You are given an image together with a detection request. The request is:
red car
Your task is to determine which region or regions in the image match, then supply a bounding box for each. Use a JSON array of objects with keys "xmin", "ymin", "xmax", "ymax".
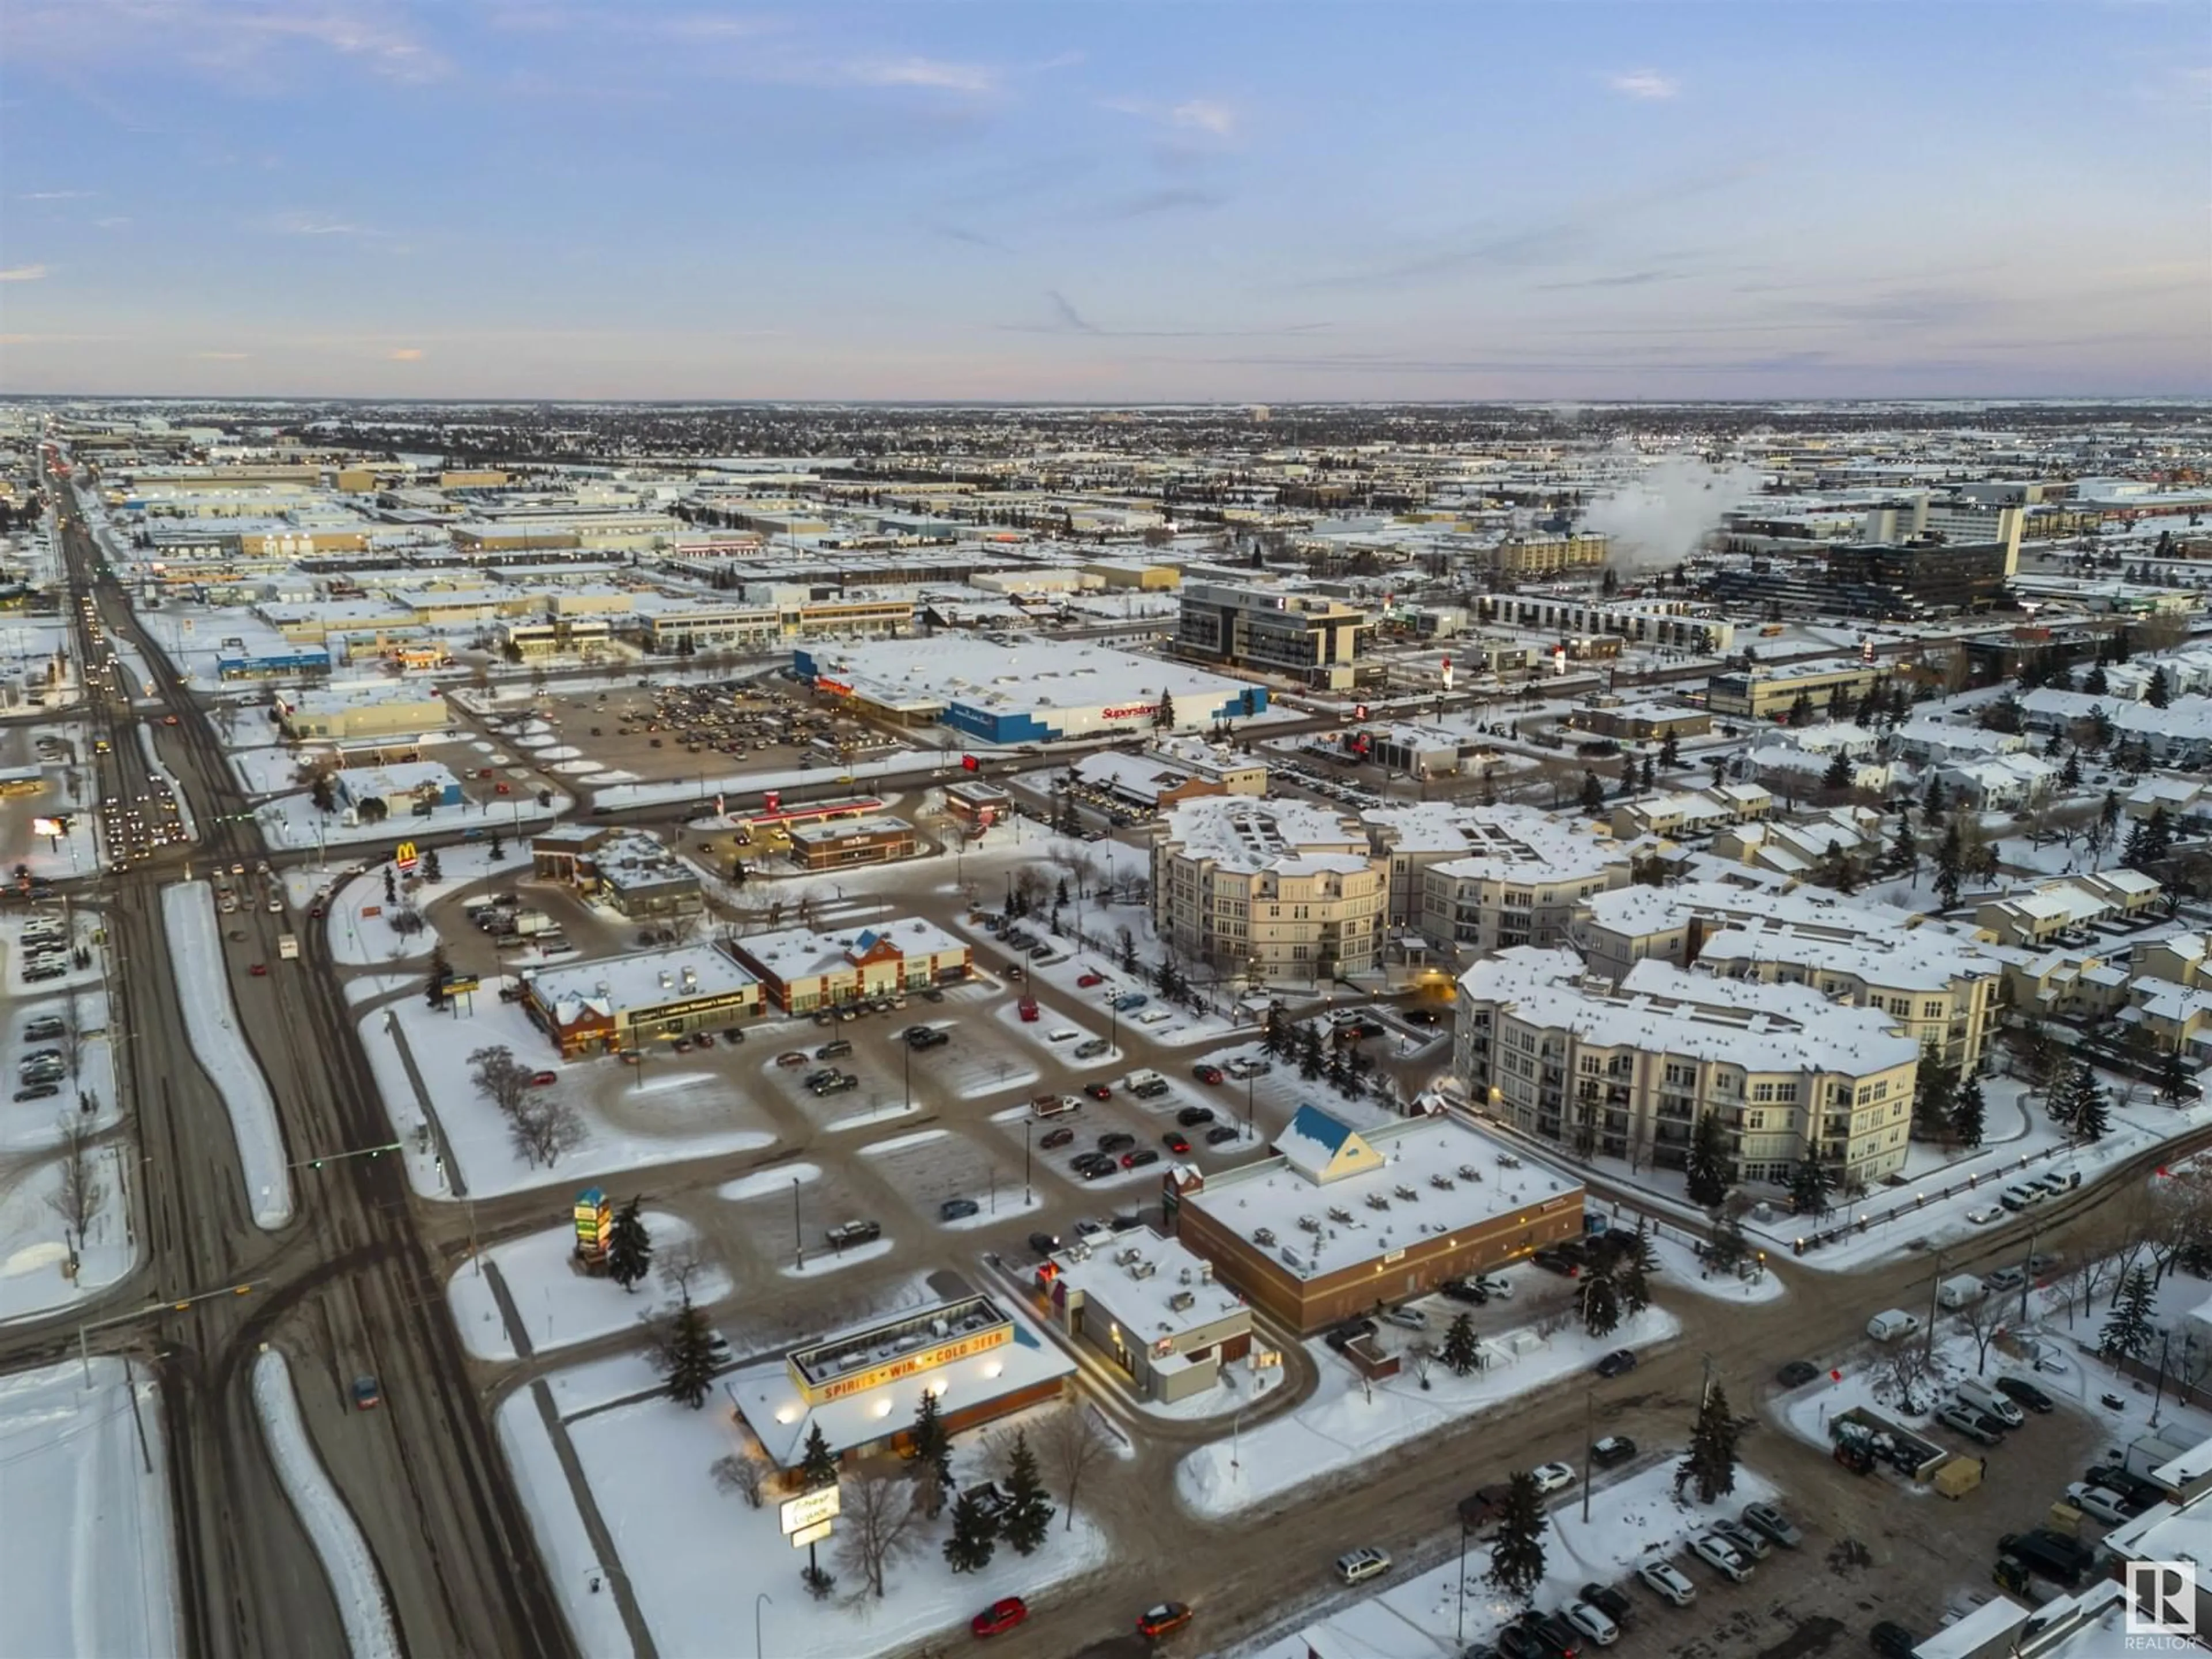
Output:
[
  {"xmin": 162, "ymin": 714, "xmax": 179, "ymax": 726},
  {"xmin": 308, "ymin": 904, "xmax": 325, "ymax": 919},
  {"xmin": 1040, "ymin": 1126, "xmax": 1075, "ymax": 1149},
  {"xmin": 972, "ymin": 1597, "xmax": 1028, "ymax": 1638},
  {"xmin": 1076, "ymin": 972, "xmax": 1104, "ymax": 988},
  {"xmin": 1138, "ymin": 1603, "xmax": 1193, "ymax": 1641},
  {"xmin": 1192, "ymin": 1064, "xmax": 1225, "ymax": 1085},
  {"xmin": 1163, "ymin": 1132, "xmax": 1190, "ymax": 1154},
  {"xmin": 531, "ymin": 1070, "xmax": 558, "ymax": 1086},
  {"xmin": 1084, "ymin": 1082, "xmax": 1112, "ymax": 1101},
  {"xmin": 495, "ymin": 782, "xmax": 512, "ymax": 794},
  {"xmin": 248, "ymin": 963, "xmax": 268, "ymax": 976}
]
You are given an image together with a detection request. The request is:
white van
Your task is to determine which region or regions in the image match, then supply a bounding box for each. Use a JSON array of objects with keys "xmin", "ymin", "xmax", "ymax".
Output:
[
  {"xmin": 1957, "ymin": 1378, "xmax": 2024, "ymax": 1427},
  {"xmin": 1866, "ymin": 1309, "xmax": 1923, "ymax": 1343}
]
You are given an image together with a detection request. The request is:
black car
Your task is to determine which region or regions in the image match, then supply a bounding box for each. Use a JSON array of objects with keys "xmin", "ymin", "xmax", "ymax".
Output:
[
  {"xmin": 1176, "ymin": 1106, "xmax": 1217, "ymax": 1127},
  {"xmin": 1577, "ymin": 1583, "xmax": 1631, "ymax": 1626},
  {"xmin": 1516, "ymin": 1609, "xmax": 1583, "ymax": 1659},
  {"xmin": 1870, "ymin": 1623, "xmax": 1918, "ymax": 1659},
  {"xmin": 1495, "ymin": 1628, "xmax": 1537, "ymax": 1659},
  {"xmin": 1097, "ymin": 1131, "xmax": 1136, "ymax": 1154},
  {"xmin": 1440, "ymin": 1279, "xmax": 1490, "ymax": 1305},
  {"xmin": 1590, "ymin": 1435, "xmax": 1637, "ymax": 1468},
  {"xmin": 1594, "ymin": 1349, "xmax": 1637, "ymax": 1379},
  {"xmin": 1027, "ymin": 1232, "xmax": 1060, "ymax": 1256},
  {"xmin": 1204, "ymin": 1124, "xmax": 1241, "ymax": 1146},
  {"xmin": 2086, "ymin": 1465, "xmax": 2171, "ymax": 1509},
  {"xmin": 1776, "ymin": 1360, "xmax": 1821, "ymax": 1388},
  {"xmin": 1325, "ymin": 1319, "xmax": 1379, "ymax": 1354},
  {"xmin": 1995, "ymin": 1376, "xmax": 2054, "ymax": 1414}
]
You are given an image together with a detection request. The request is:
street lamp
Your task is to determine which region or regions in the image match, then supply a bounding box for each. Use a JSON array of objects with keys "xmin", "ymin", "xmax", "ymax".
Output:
[
  {"xmin": 1024, "ymin": 1118, "xmax": 1033, "ymax": 1205},
  {"xmin": 755, "ymin": 1592, "xmax": 772, "ymax": 1659},
  {"xmin": 792, "ymin": 1176, "xmax": 804, "ymax": 1270}
]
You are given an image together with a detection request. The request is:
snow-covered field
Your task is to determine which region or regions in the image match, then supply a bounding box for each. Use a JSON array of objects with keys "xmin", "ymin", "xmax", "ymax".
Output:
[
  {"xmin": 290, "ymin": 840, "xmax": 526, "ymax": 967},
  {"xmin": 0, "ymin": 1356, "xmax": 179, "ymax": 1659},
  {"xmin": 255, "ymin": 783, "xmax": 569, "ymax": 853},
  {"xmin": 448, "ymin": 1211, "xmax": 731, "ymax": 1362},
  {"xmin": 160, "ymin": 882, "xmax": 294, "ymax": 1229},
  {"xmin": 1236, "ymin": 1461, "xmax": 1781, "ymax": 1659},
  {"xmin": 252, "ymin": 1350, "xmax": 402, "ymax": 1659},
  {"xmin": 0, "ymin": 1144, "xmax": 135, "ymax": 1324},
  {"xmin": 507, "ymin": 1353, "xmax": 1112, "ymax": 1659},
  {"xmin": 1178, "ymin": 1306, "xmax": 1683, "ymax": 1519},
  {"xmin": 0, "ymin": 989, "xmax": 119, "ymax": 1154},
  {"xmin": 363, "ymin": 997, "xmax": 775, "ymax": 1202}
]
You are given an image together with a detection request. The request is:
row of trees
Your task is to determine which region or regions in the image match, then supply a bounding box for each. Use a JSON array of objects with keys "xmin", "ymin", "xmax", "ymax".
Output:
[{"xmin": 467, "ymin": 1043, "xmax": 584, "ymax": 1168}]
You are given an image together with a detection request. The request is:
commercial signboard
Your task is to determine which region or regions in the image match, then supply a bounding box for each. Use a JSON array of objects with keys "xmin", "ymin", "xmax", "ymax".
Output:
[{"xmin": 780, "ymin": 1484, "xmax": 842, "ymax": 1536}]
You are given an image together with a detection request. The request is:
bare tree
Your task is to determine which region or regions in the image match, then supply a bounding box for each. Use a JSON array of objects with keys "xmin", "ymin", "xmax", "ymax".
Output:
[
  {"xmin": 510, "ymin": 1096, "xmax": 585, "ymax": 1168},
  {"xmin": 44, "ymin": 1122, "xmax": 105, "ymax": 1270},
  {"xmin": 1955, "ymin": 1294, "xmax": 2006, "ymax": 1375},
  {"xmin": 1038, "ymin": 1403, "xmax": 1112, "ymax": 1533},
  {"xmin": 469, "ymin": 1044, "xmax": 533, "ymax": 1120},
  {"xmin": 711, "ymin": 1452, "xmax": 767, "ymax": 1510},
  {"xmin": 2056, "ymin": 1251, "xmax": 2118, "ymax": 1330},
  {"xmin": 662, "ymin": 910, "xmax": 704, "ymax": 946},
  {"xmin": 61, "ymin": 992, "xmax": 85, "ymax": 1080},
  {"xmin": 658, "ymin": 1240, "xmax": 711, "ymax": 1302},
  {"xmin": 1867, "ymin": 1339, "xmax": 1932, "ymax": 1414},
  {"xmin": 2147, "ymin": 1168, "xmax": 2212, "ymax": 1284},
  {"xmin": 834, "ymin": 1465, "xmax": 924, "ymax": 1598}
]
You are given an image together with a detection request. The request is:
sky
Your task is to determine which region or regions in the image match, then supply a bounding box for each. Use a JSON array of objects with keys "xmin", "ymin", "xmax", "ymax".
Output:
[{"xmin": 1, "ymin": 0, "xmax": 2207, "ymax": 402}]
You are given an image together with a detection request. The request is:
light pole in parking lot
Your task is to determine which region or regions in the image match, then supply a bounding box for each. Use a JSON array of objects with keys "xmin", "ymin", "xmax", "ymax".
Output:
[
  {"xmin": 1023, "ymin": 1119, "xmax": 1033, "ymax": 1205},
  {"xmin": 791, "ymin": 1176, "xmax": 804, "ymax": 1270},
  {"xmin": 1455, "ymin": 1516, "xmax": 1472, "ymax": 1645},
  {"xmin": 903, "ymin": 1038, "xmax": 912, "ymax": 1112}
]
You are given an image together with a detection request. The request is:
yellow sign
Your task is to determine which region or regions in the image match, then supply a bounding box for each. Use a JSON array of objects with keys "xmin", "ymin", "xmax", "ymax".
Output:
[
  {"xmin": 816, "ymin": 1326, "xmax": 1009, "ymax": 1403},
  {"xmin": 779, "ymin": 1484, "xmax": 842, "ymax": 1535},
  {"xmin": 395, "ymin": 840, "xmax": 419, "ymax": 872},
  {"xmin": 789, "ymin": 1519, "xmax": 834, "ymax": 1549}
]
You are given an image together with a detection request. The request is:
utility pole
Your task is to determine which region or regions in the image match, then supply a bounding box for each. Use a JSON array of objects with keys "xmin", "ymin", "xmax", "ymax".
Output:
[
  {"xmin": 1582, "ymin": 1385, "xmax": 1594, "ymax": 1523},
  {"xmin": 1922, "ymin": 1251, "xmax": 1945, "ymax": 1366}
]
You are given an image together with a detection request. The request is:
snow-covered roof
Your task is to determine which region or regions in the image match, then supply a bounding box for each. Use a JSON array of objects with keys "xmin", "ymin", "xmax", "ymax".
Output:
[
  {"xmin": 736, "ymin": 916, "xmax": 964, "ymax": 980},
  {"xmin": 1181, "ymin": 1110, "xmax": 1581, "ymax": 1279},
  {"xmin": 1158, "ymin": 796, "xmax": 1372, "ymax": 877},
  {"xmin": 1366, "ymin": 804, "xmax": 1630, "ymax": 885},
  {"xmin": 527, "ymin": 945, "xmax": 757, "ymax": 1022},
  {"xmin": 1046, "ymin": 1228, "xmax": 1245, "ymax": 1342},
  {"xmin": 1695, "ymin": 916, "xmax": 1997, "ymax": 993}
]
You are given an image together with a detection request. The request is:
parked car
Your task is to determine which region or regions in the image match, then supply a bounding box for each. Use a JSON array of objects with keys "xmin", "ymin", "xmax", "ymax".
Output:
[
  {"xmin": 1870, "ymin": 1624, "xmax": 1917, "ymax": 1659},
  {"xmin": 1073, "ymin": 1039, "xmax": 1109, "ymax": 1060},
  {"xmin": 1076, "ymin": 972, "xmax": 1104, "ymax": 988},
  {"xmin": 1162, "ymin": 1132, "xmax": 1191, "ymax": 1154},
  {"xmin": 816, "ymin": 1039, "xmax": 853, "ymax": 1059},
  {"xmin": 1709, "ymin": 1517, "xmax": 1771, "ymax": 1560},
  {"xmin": 1995, "ymin": 1377, "xmax": 2054, "ymax": 1414},
  {"xmin": 1382, "ymin": 1306, "xmax": 1429, "ymax": 1330},
  {"xmin": 1690, "ymin": 1535, "xmax": 1751, "ymax": 1582},
  {"xmin": 1984, "ymin": 1266, "xmax": 2027, "ymax": 1293},
  {"xmin": 1136, "ymin": 1603, "xmax": 1192, "ymax": 1641},
  {"xmin": 1776, "ymin": 1360, "xmax": 1820, "ymax": 1388},
  {"xmin": 1637, "ymin": 1561, "xmax": 1697, "ymax": 1607},
  {"xmin": 1325, "ymin": 1319, "xmax": 1379, "ymax": 1354},
  {"xmin": 775, "ymin": 1051, "xmax": 809, "ymax": 1068},
  {"xmin": 1204, "ymin": 1124, "xmax": 1241, "ymax": 1146},
  {"xmin": 939, "ymin": 1198, "xmax": 980, "ymax": 1222},
  {"xmin": 1936, "ymin": 1405, "xmax": 2003, "ymax": 1446},
  {"xmin": 971, "ymin": 1597, "xmax": 1028, "ymax": 1638},
  {"xmin": 1441, "ymin": 1278, "xmax": 1490, "ymax": 1305},
  {"xmin": 1097, "ymin": 1131, "xmax": 1136, "ymax": 1154},
  {"xmin": 1474, "ymin": 1274, "xmax": 1513, "ymax": 1300},
  {"xmin": 1121, "ymin": 1149, "xmax": 1160, "ymax": 1171},
  {"xmin": 1532, "ymin": 1248, "xmax": 1581, "ymax": 1278},
  {"xmin": 1577, "ymin": 1584, "xmax": 1632, "ymax": 1626},
  {"xmin": 1590, "ymin": 1435, "xmax": 1637, "ymax": 1468},
  {"xmin": 1562, "ymin": 1601, "xmax": 1620, "ymax": 1648},
  {"xmin": 351, "ymin": 1374, "xmax": 382, "ymax": 1410},
  {"xmin": 1594, "ymin": 1349, "xmax": 1638, "ymax": 1379},
  {"xmin": 1529, "ymin": 1462, "xmax": 1577, "ymax": 1494},
  {"xmin": 1176, "ymin": 1105, "xmax": 1217, "ymax": 1126},
  {"xmin": 2064, "ymin": 1482, "xmax": 2141, "ymax": 1525},
  {"xmin": 1192, "ymin": 1063, "xmax": 1225, "ymax": 1085},
  {"xmin": 1040, "ymin": 1127, "xmax": 1076, "ymax": 1150},
  {"xmin": 1516, "ymin": 1610, "xmax": 1585, "ymax": 1658},
  {"xmin": 1740, "ymin": 1502, "xmax": 1803, "ymax": 1549}
]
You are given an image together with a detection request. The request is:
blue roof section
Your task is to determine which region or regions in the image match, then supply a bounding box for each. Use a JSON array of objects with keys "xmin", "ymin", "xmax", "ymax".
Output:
[
  {"xmin": 854, "ymin": 927, "xmax": 885, "ymax": 953},
  {"xmin": 1285, "ymin": 1104, "xmax": 1351, "ymax": 1153}
]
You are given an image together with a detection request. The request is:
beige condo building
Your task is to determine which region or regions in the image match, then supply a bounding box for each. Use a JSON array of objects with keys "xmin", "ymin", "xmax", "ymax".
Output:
[{"xmin": 1153, "ymin": 797, "xmax": 1388, "ymax": 985}]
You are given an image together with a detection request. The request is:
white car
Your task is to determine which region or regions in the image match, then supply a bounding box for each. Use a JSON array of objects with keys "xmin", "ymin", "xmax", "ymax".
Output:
[
  {"xmin": 1638, "ymin": 1560, "xmax": 1698, "ymax": 1607},
  {"xmin": 2065, "ymin": 1483, "xmax": 2135, "ymax": 1525},
  {"xmin": 1691, "ymin": 1533, "xmax": 1752, "ymax": 1582},
  {"xmin": 1334, "ymin": 1546, "xmax": 1392, "ymax": 1585},
  {"xmin": 1965, "ymin": 1206, "xmax": 2002, "ymax": 1225},
  {"xmin": 1563, "ymin": 1601, "xmax": 1622, "ymax": 1647},
  {"xmin": 1383, "ymin": 1306, "xmax": 1429, "ymax": 1331},
  {"xmin": 1529, "ymin": 1462, "xmax": 1577, "ymax": 1495},
  {"xmin": 1475, "ymin": 1275, "xmax": 1514, "ymax": 1300}
]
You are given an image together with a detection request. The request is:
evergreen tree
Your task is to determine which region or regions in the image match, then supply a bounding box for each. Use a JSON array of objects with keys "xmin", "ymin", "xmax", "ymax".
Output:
[
  {"xmin": 1581, "ymin": 1270, "xmax": 1622, "ymax": 1339},
  {"xmin": 383, "ymin": 866, "xmax": 397, "ymax": 906},
  {"xmin": 1261, "ymin": 1002, "xmax": 1292, "ymax": 1058},
  {"xmin": 2145, "ymin": 806, "xmax": 2175, "ymax": 864},
  {"xmin": 1639, "ymin": 753, "xmax": 1656, "ymax": 793},
  {"xmin": 997, "ymin": 1431, "xmax": 1054, "ymax": 1555},
  {"xmin": 605, "ymin": 1198, "xmax": 653, "ymax": 1291},
  {"xmin": 799, "ymin": 1423, "xmax": 839, "ymax": 1491},
  {"xmin": 2149, "ymin": 667, "xmax": 2173, "ymax": 709},
  {"xmin": 1888, "ymin": 816, "xmax": 1918, "ymax": 878},
  {"xmin": 1950, "ymin": 1077, "xmax": 1986, "ymax": 1148},
  {"xmin": 1675, "ymin": 1382, "xmax": 1744, "ymax": 1505},
  {"xmin": 2083, "ymin": 661, "xmax": 2109, "ymax": 696},
  {"xmin": 660, "ymin": 1299, "xmax": 719, "ymax": 1410},
  {"xmin": 2160, "ymin": 1049, "xmax": 2195, "ymax": 1105},
  {"xmin": 423, "ymin": 846, "xmax": 442, "ymax": 882},
  {"xmin": 1152, "ymin": 690, "xmax": 1176, "ymax": 732},
  {"xmin": 1055, "ymin": 877, "xmax": 1069, "ymax": 910},
  {"xmin": 1788, "ymin": 1153, "xmax": 1834, "ymax": 1219},
  {"xmin": 1297, "ymin": 1022, "xmax": 1326, "ymax": 1081},
  {"xmin": 1685, "ymin": 1111, "xmax": 1732, "ymax": 1209},
  {"xmin": 910, "ymin": 1388, "xmax": 954, "ymax": 1509},
  {"xmin": 1485, "ymin": 1472, "xmax": 1549, "ymax": 1605},
  {"xmin": 1613, "ymin": 1232, "xmax": 1653, "ymax": 1317},
  {"xmin": 1788, "ymin": 689, "xmax": 1816, "ymax": 727},
  {"xmin": 1442, "ymin": 1311, "xmax": 1480, "ymax": 1376},
  {"xmin": 942, "ymin": 1487, "xmax": 998, "ymax": 1573},
  {"xmin": 1914, "ymin": 1043, "xmax": 1959, "ymax": 1137},
  {"xmin": 2101, "ymin": 1267, "xmax": 2157, "ymax": 1362},
  {"xmin": 2061, "ymin": 750, "xmax": 2082, "ymax": 791},
  {"xmin": 1580, "ymin": 771, "xmax": 1605, "ymax": 816},
  {"xmin": 1924, "ymin": 775, "xmax": 1949, "ymax": 817},
  {"xmin": 426, "ymin": 942, "xmax": 450, "ymax": 1007},
  {"xmin": 1658, "ymin": 730, "xmax": 1681, "ymax": 770},
  {"xmin": 2101, "ymin": 789, "xmax": 2123, "ymax": 837},
  {"xmin": 489, "ymin": 830, "xmax": 506, "ymax": 862},
  {"xmin": 2074, "ymin": 1074, "xmax": 2111, "ymax": 1143},
  {"xmin": 1822, "ymin": 750, "xmax": 1853, "ymax": 793},
  {"xmin": 1934, "ymin": 821, "xmax": 1964, "ymax": 908}
]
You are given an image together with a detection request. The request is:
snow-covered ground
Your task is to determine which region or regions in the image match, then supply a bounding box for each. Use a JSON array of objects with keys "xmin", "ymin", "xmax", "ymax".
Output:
[
  {"xmin": 0, "ymin": 1142, "xmax": 135, "ymax": 1324},
  {"xmin": 251, "ymin": 1350, "xmax": 402, "ymax": 1659},
  {"xmin": 363, "ymin": 997, "xmax": 775, "ymax": 1202},
  {"xmin": 289, "ymin": 840, "xmax": 525, "ymax": 967},
  {"xmin": 254, "ymin": 784, "xmax": 569, "ymax": 853},
  {"xmin": 507, "ymin": 1344, "xmax": 1111, "ymax": 1659},
  {"xmin": 0, "ymin": 1356, "xmax": 178, "ymax": 1659},
  {"xmin": 0, "ymin": 988, "xmax": 119, "ymax": 1154},
  {"xmin": 448, "ymin": 1211, "xmax": 731, "ymax": 1362},
  {"xmin": 161, "ymin": 882, "xmax": 294, "ymax": 1229},
  {"xmin": 1178, "ymin": 1306, "xmax": 1683, "ymax": 1519},
  {"xmin": 1236, "ymin": 1460, "xmax": 1782, "ymax": 1659}
]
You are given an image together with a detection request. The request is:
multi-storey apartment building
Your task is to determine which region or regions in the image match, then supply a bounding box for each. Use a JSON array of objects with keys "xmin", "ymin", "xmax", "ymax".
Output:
[
  {"xmin": 1456, "ymin": 948, "xmax": 1919, "ymax": 1192},
  {"xmin": 1152, "ymin": 797, "xmax": 1388, "ymax": 984},
  {"xmin": 1358, "ymin": 804, "xmax": 1633, "ymax": 953},
  {"xmin": 1174, "ymin": 581, "xmax": 1368, "ymax": 690}
]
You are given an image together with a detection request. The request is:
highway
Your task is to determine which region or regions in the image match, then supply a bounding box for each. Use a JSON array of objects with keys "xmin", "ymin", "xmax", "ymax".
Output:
[{"xmin": 0, "ymin": 484, "xmax": 574, "ymax": 1659}]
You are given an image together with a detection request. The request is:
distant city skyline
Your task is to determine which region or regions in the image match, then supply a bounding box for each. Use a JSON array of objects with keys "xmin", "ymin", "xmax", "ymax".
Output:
[{"xmin": 3, "ymin": 0, "xmax": 2207, "ymax": 401}]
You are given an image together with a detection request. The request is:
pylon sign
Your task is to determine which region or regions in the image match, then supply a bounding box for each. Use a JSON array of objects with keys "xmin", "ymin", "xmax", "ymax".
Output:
[
  {"xmin": 395, "ymin": 840, "xmax": 419, "ymax": 874},
  {"xmin": 574, "ymin": 1187, "xmax": 612, "ymax": 1259}
]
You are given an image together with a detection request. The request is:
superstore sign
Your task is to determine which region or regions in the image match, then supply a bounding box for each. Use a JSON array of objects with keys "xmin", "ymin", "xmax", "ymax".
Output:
[{"xmin": 1101, "ymin": 704, "xmax": 1158, "ymax": 720}]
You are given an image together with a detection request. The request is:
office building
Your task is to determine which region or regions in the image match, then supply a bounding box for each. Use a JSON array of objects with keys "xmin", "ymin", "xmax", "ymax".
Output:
[{"xmin": 1175, "ymin": 581, "xmax": 1369, "ymax": 690}]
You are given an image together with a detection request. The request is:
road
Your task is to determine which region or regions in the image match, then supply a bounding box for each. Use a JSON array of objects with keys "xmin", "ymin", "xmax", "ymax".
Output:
[{"xmin": 0, "ymin": 483, "xmax": 574, "ymax": 1659}]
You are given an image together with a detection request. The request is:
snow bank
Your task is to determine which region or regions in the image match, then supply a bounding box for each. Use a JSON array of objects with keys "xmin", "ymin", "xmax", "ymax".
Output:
[
  {"xmin": 0, "ymin": 1357, "xmax": 179, "ymax": 1659},
  {"xmin": 493, "ymin": 1392, "xmax": 633, "ymax": 1659},
  {"xmin": 718, "ymin": 1162, "xmax": 820, "ymax": 1201},
  {"xmin": 252, "ymin": 1350, "xmax": 401, "ymax": 1659},
  {"xmin": 1178, "ymin": 1307, "xmax": 1683, "ymax": 1519},
  {"xmin": 160, "ymin": 884, "xmax": 293, "ymax": 1229}
]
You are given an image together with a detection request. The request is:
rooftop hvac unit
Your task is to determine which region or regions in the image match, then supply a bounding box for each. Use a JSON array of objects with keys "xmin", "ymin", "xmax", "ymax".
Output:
[
  {"xmin": 1457, "ymin": 1165, "xmax": 1482, "ymax": 1181},
  {"xmin": 1430, "ymin": 1174, "xmax": 1456, "ymax": 1190},
  {"xmin": 1129, "ymin": 1259, "xmax": 1157, "ymax": 1281},
  {"xmin": 1327, "ymin": 1206, "xmax": 1354, "ymax": 1224},
  {"xmin": 1296, "ymin": 1214, "xmax": 1323, "ymax": 1234},
  {"xmin": 1393, "ymin": 1184, "xmax": 1419, "ymax": 1202},
  {"xmin": 1178, "ymin": 1268, "xmax": 1192, "ymax": 1285},
  {"xmin": 658, "ymin": 970, "xmax": 673, "ymax": 989},
  {"xmin": 1198, "ymin": 1260, "xmax": 1214, "ymax": 1282},
  {"xmin": 931, "ymin": 1319, "xmax": 949, "ymax": 1338},
  {"xmin": 681, "ymin": 967, "xmax": 698, "ymax": 990},
  {"xmin": 1253, "ymin": 1227, "xmax": 1277, "ymax": 1247},
  {"xmin": 1168, "ymin": 1290, "xmax": 1196, "ymax": 1313},
  {"xmin": 1115, "ymin": 1247, "xmax": 1142, "ymax": 1266},
  {"xmin": 1366, "ymin": 1193, "xmax": 1391, "ymax": 1211}
]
